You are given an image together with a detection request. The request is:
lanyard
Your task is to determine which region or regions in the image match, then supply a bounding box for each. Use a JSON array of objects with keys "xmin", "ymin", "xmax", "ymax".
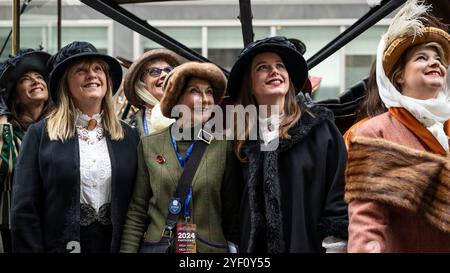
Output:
[
  {"xmin": 143, "ymin": 109, "xmax": 150, "ymax": 136},
  {"xmin": 171, "ymin": 136, "xmax": 195, "ymax": 218}
]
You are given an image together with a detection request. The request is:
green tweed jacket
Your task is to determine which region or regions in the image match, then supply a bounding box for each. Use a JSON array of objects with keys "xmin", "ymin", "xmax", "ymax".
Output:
[{"xmin": 120, "ymin": 126, "xmax": 242, "ymax": 253}]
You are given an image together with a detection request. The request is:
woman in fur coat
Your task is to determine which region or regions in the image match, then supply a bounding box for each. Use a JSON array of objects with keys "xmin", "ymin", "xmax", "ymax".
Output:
[
  {"xmin": 227, "ymin": 36, "xmax": 348, "ymax": 253},
  {"xmin": 345, "ymin": 0, "xmax": 450, "ymax": 252}
]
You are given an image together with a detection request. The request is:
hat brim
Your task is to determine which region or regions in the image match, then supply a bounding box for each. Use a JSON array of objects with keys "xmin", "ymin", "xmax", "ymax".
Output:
[
  {"xmin": 227, "ymin": 43, "xmax": 308, "ymax": 101},
  {"xmin": 383, "ymin": 27, "xmax": 450, "ymax": 77},
  {"xmin": 123, "ymin": 49, "xmax": 182, "ymax": 107},
  {"xmin": 160, "ymin": 62, "xmax": 227, "ymax": 118},
  {"xmin": 0, "ymin": 51, "xmax": 51, "ymax": 102},
  {"xmin": 49, "ymin": 52, "xmax": 123, "ymax": 102}
]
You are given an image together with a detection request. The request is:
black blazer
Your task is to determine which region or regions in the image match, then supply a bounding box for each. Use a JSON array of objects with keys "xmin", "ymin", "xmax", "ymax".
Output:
[{"xmin": 11, "ymin": 119, "xmax": 139, "ymax": 253}]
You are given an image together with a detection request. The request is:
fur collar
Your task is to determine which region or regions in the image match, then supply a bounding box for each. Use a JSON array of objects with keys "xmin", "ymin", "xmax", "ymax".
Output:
[
  {"xmin": 243, "ymin": 94, "xmax": 334, "ymax": 155},
  {"xmin": 242, "ymin": 94, "xmax": 335, "ymax": 253},
  {"xmin": 346, "ymin": 136, "xmax": 450, "ymax": 234}
]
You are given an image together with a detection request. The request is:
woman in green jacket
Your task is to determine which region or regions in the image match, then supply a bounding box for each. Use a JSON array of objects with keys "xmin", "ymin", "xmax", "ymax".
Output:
[{"xmin": 120, "ymin": 62, "xmax": 241, "ymax": 253}]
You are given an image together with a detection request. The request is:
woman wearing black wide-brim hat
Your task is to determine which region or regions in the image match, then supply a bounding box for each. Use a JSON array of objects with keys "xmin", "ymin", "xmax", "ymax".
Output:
[
  {"xmin": 11, "ymin": 41, "xmax": 139, "ymax": 253},
  {"xmin": 0, "ymin": 48, "xmax": 52, "ymax": 253},
  {"xmin": 228, "ymin": 36, "xmax": 348, "ymax": 253}
]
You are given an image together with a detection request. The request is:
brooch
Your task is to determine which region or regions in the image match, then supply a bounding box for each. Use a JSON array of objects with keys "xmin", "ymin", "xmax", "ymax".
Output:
[{"xmin": 156, "ymin": 154, "xmax": 166, "ymax": 164}]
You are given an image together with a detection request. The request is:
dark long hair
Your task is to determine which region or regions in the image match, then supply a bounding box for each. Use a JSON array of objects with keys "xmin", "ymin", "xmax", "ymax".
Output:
[
  {"xmin": 8, "ymin": 76, "xmax": 53, "ymax": 130},
  {"xmin": 356, "ymin": 60, "xmax": 386, "ymax": 121},
  {"xmin": 233, "ymin": 61, "xmax": 301, "ymax": 162}
]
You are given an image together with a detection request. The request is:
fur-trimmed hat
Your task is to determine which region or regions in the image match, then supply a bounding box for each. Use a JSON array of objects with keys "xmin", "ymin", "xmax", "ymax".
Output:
[
  {"xmin": 382, "ymin": 0, "xmax": 450, "ymax": 78},
  {"xmin": 226, "ymin": 36, "xmax": 308, "ymax": 101},
  {"xmin": 48, "ymin": 41, "xmax": 122, "ymax": 102},
  {"xmin": 160, "ymin": 62, "xmax": 227, "ymax": 118},
  {"xmin": 123, "ymin": 49, "xmax": 183, "ymax": 107},
  {"xmin": 0, "ymin": 49, "xmax": 51, "ymax": 107}
]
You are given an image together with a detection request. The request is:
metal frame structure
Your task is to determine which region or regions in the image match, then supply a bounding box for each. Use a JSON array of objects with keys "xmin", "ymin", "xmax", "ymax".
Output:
[
  {"xmin": 80, "ymin": 0, "xmax": 409, "ymax": 71},
  {"xmin": 6, "ymin": 0, "xmax": 450, "ymax": 71},
  {"xmin": 4, "ymin": 0, "xmax": 449, "ymax": 123},
  {"xmin": 80, "ymin": 0, "xmax": 229, "ymax": 75}
]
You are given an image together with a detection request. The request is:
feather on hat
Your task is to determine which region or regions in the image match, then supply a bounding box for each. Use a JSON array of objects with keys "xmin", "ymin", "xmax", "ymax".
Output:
[{"xmin": 382, "ymin": 0, "xmax": 450, "ymax": 77}]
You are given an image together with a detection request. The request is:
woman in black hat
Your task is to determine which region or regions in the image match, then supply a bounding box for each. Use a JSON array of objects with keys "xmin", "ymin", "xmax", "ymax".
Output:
[
  {"xmin": 0, "ymin": 49, "xmax": 52, "ymax": 253},
  {"xmin": 11, "ymin": 41, "xmax": 139, "ymax": 253},
  {"xmin": 228, "ymin": 36, "xmax": 348, "ymax": 253}
]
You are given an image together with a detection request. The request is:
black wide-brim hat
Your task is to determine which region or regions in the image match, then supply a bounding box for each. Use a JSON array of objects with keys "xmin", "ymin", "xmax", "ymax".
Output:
[
  {"xmin": 0, "ymin": 49, "xmax": 51, "ymax": 105},
  {"xmin": 48, "ymin": 41, "xmax": 122, "ymax": 102},
  {"xmin": 227, "ymin": 36, "xmax": 308, "ymax": 101}
]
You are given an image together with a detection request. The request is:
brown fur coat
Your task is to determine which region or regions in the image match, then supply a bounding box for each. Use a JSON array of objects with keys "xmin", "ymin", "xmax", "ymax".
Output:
[{"xmin": 346, "ymin": 136, "xmax": 450, "ymax": 234}]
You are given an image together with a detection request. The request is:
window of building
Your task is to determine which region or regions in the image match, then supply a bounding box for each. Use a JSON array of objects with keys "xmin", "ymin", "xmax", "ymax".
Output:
[
  {"xmin": 0, "ymin": 23, "xmax": 111, "ymax": 62},
  {"xmin": 57, "ymin": 26, "xmax": 109, "ymax": 54},
  {"xmin": 344, "ymin": 25, "xmax": 387, "ymax": 89},
  {"xmin": 277, "ymin": 26, "xmax": 342, "ymax": 101},
  {"xmin": 141, "ymin": 26, "xmax": 202, "ymax": 56},
  {"xmin": 207, "ymin": 26, "xmax": 270, "ymax": 70}
]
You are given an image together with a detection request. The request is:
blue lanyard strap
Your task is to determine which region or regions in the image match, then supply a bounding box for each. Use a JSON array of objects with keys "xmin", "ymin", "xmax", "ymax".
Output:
[
  {"xmin": 171, "ymin": 137, "xmax": 195, "ymax": 169},
  {"xmin": 184, "ymin": 188, "xmax": 193, "ymax": 218},
  {"xmin": 143, "ymin": 109, "xmax": 150, "ymax": 136},
  {"xmin": 171, "ymin": 136, "xmax": 195, "ymax": 218}
]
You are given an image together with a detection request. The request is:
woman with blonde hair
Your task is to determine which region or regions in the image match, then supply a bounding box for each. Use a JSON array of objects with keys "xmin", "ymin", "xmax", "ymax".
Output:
[{"xmin": 11, "ymin": 41, "xmax": 139, "ymax": 253}]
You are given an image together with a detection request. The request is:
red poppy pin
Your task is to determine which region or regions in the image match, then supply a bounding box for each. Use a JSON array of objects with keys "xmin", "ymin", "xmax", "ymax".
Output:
[{"xmin": 156, "ymin": 155, "xmax": 166, "ymax": 164}]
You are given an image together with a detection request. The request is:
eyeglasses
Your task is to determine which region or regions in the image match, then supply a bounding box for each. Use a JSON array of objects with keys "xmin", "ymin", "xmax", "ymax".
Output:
[{"xmin": 144, "ymin": 66, "xmax": 174, "ymax": 77}]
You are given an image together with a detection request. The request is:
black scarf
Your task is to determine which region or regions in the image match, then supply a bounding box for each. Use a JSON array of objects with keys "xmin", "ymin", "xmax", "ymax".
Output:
[{"xmin": 242, "ymin": 94, "xmax": 334, "ymax": 253}]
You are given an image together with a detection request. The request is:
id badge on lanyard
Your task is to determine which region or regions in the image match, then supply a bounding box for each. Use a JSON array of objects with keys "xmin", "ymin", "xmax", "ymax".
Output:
[
  {"xmin": 175, "ymin": 186, "xmax": 196, "ymax": 253},
  {"xmin": 172, "ymin": 138, "xmax": 197, "ymax": 253},
  {"xmin": 176, "ymin": 221, "xmax": 197, "ymax": 253}
]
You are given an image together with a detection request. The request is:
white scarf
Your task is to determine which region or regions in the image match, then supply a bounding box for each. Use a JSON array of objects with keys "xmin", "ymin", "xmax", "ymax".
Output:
[
  {"xmin": 135, "ymin": 82, "xmax": 174, "ymax": 133},
  {"xmin": 376, "ymin": 38, "xmax": 450, "ymax": 151},
  {"xmin": 149, "ymin": 103, "xmax": 174, "ymax": 133},
  {"xmin": 135, "ymin": 81, "xmax": 160, "ymax": 107}
]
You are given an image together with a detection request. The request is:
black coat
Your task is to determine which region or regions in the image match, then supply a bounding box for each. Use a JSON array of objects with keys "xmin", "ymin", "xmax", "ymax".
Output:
[
  {"xmin": 240, "ymin": 96, "xmax": 348, "ymax": 253},
  {"xmin": 11, "ymin": 119, "xmax": 139, "ymax": 253}
]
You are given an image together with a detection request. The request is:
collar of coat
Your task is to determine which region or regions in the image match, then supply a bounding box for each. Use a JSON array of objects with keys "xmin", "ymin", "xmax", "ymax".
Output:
[
  {"xmin": 242, "ymin": 94, "xmax": 334, "ymax": 155},
  {"xmin": 241, "ymin": 94, "xmax": 335, "ymax": 253},
  {"xmin": 346, "ymin": 136, "xmax": 450, "ymax": 234}
]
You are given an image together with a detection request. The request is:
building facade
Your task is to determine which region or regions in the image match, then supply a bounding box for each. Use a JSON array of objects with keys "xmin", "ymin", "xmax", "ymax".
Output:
[{"xmin": 0, "ymin": 0, "xmax": 395, "ymax": 100}]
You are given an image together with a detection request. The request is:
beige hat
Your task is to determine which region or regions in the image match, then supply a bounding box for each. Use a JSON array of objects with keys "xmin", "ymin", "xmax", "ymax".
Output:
[
  {"xmin": 383, "ymin": 27, "xmax": 450, "ymax": 77},
  {"xmin": 160, "ymin": 62, "xmax": 227, "ymax": 118},
  {"xmin": 382, "ymin": 0, "xmax": 450, "ymax": 78},
  {"xmin": 123, "ymin": 49, "xmax": 183, "ymax": 107}
]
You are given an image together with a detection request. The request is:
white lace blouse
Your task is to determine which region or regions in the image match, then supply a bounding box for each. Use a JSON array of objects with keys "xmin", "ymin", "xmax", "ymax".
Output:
[{"xmin": 75, "ymin": 109, "xmax": 112, "ymax": 213}]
